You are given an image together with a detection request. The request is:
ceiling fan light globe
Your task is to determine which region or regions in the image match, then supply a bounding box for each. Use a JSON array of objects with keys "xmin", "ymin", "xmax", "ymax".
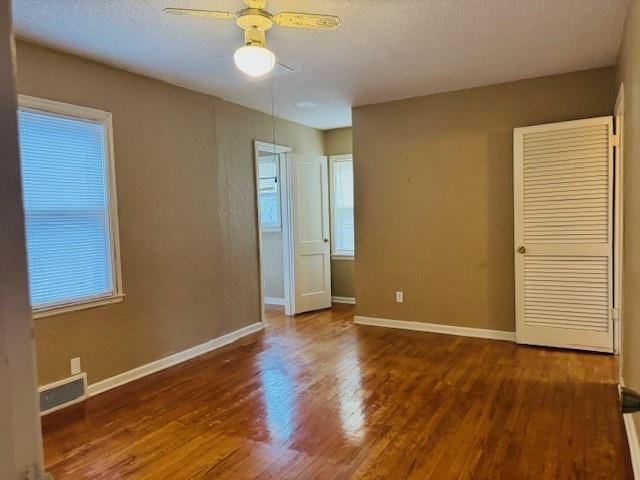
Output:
[{"xmin": 234, "ymin": 45, "xmax": 276, "ymax": 77}]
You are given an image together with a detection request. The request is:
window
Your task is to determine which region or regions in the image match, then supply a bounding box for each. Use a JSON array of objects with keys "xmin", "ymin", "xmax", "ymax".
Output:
[
  {"xmin": 17, "ymin": 96, "xmax": 122, "ymax": 317},
  {"xmin": 258, "ymin": 154, "xmax": 281, "ymax": 231},
  {"xmin": 330, "ymin": 155, "xmax": 355, "ymax": 258}
]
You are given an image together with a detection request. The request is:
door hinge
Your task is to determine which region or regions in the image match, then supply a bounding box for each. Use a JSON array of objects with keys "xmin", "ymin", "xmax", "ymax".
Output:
[
  {"xmin": 611, "ymin": 134, "xmax": 620, "ymax": 147},
  {"xmin": 611, "ymin": 307, "xmax": 620, "ymax": 322}
]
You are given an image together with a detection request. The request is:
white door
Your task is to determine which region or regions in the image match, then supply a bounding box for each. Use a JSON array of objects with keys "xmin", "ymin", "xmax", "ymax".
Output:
[
  {"xmin": 289, "ymin": 154, "xmax": 332, "ymax": 314},
  {"xmin": 514, "ymin": 116, "xmax": 614, "ymax": 352}
]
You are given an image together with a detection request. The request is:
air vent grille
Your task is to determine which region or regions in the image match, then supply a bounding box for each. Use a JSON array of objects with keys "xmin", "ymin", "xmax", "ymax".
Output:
[{"xmin": 40, "ymin": 374, "xmax": 87, "ymax": 415}]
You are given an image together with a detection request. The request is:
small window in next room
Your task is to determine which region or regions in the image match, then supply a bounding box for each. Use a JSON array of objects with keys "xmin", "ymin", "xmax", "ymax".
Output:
[
  {"xmin": 17, "ymin": 96, "xmax": 123, "ymax": 317},
  {"xmin": 330, "ymin": 155, "xmax": 355, "ymax": 258},
  {"xmin": 258, "ymin": 153, "xmax": 281, "ymax": 231}
]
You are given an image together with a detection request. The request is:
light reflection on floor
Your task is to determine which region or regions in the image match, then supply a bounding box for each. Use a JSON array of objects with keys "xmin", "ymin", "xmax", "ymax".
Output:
[
  {"xmin": 337, "ymin": 342, "xmax": 365, "ymax": 441},
  {"xmin": 260, "ymin": 307, "xmax": 366, "ymax": 444},
  {"xmin": 257, "ymin": 353, "xmax": 296, "ymax": 442}
]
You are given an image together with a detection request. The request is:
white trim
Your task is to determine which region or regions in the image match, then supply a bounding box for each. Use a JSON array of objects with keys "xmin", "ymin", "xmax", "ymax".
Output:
[
  {"xmin": 254, "ymin": 140, "xmax": 291, "ymax": 155},
  {"xmin": 32, "ymin": 294, "xmax": 124, "ymax": 319},
  {"xmin": 624, "ymin": 414, "xmax": 640, "ymax": 479},
  {"xmin": 282, "ymin": 153, "xmax": 295, "ymax": 315},
  {"xmin": 18, "ymin": 95, "xmax": 110, "ymax": 122},
  {"xmin": 39, "ymin": 373, "xmax": 87, "ymax": 416},
  {"xmin": 332, "ymin": 296, "xmax": 355, "ymax": 304},
  {"xmin": 87, "ymin": 322, "xmax": 263, "ymax": 397},
  {"xmin": 614, "ymin": 83, "xmax": 625, "ymax": 359},
  {"xmin": 18, "ymin": 95, "xmax": 124, "ymax": 318},
  {"xmin": 354, "ymin": 315, "xmax": 515, "ymax": 342},
  {"xmin": 328, "ymin": 154, "xmax": 355, "ymax": 258},
  {"xmin": 264, "ymin": 296, "xmax": 285, "ymax": 306}
]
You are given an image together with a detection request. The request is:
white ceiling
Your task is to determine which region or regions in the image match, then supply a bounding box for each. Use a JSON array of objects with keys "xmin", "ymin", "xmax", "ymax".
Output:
[{"xmin": 12, "ymin": 0, "xmax": 629, "ymax": 130}]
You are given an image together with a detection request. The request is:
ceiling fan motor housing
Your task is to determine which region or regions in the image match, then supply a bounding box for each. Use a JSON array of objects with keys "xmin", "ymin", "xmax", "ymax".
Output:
[{"xmin": 237, "ymin": 8, "xmax": 273, "ymax": 46}]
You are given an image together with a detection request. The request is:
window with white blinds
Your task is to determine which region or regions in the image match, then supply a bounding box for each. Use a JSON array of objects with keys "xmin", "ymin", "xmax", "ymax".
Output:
[
  {"xmin": 258, "ymin": 154, "xmax": 281, "ymax": 230},
  {"xmin": 17, "ymin": 97, "xmax": 122, "ymax": 314},
  {"xmin": 330, "ymin": 155, "xmax": 355, "ymax": 257}
]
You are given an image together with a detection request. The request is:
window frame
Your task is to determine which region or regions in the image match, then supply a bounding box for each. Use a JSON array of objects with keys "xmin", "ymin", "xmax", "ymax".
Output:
[
  {"xmin": 18, "ymin": 95, "xmax": 124, "ymax": 319},
  {"xmin": 329, "ymin": 154, "xmax": 355, "ymax": 259}
]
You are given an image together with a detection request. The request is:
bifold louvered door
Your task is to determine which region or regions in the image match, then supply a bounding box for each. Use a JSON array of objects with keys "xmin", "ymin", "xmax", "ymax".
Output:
[{"xmin": 514, "ymin": 116, "xmax": 614, "ymax": 352}]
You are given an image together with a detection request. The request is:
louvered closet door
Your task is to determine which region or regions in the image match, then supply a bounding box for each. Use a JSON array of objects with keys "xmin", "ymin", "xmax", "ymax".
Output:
[{"xmin": 514, "ymin": 116, "xmax": 614, "ymax": 352}]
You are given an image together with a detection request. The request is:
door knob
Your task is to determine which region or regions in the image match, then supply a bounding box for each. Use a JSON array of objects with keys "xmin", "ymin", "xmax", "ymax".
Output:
[
  {"xmin": 517, "ymin": 246, "xmax": 526, "ymax": 254},
  {"xmin": 323, "ymin": 238, "xmax": 329, "ymax": 243}
]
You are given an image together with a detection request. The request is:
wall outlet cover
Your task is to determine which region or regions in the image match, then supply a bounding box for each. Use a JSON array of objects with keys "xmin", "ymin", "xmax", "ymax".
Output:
[{"xmin": 70, "ymin": 357, "xmax": 81, "ymax": 376}]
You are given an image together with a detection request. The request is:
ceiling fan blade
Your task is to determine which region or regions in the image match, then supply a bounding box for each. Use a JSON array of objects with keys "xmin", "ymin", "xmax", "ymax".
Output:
[
  {"xmin": 277, "ymin": 61, "xmax": 296, "ymax": 72},
  {"xmin": 163, "ymin": 8, "xmax": 235, "ymax": 19},
  {"xmin": 243, "ymin": 0, "xmax": 267, "ymax": 8},
  {"xmin": 274, "ymin": 12, "xmax": 342, "ymax": 30}
]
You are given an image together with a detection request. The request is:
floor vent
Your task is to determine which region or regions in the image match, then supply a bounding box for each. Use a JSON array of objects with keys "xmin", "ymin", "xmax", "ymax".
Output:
[{"xmin": 39, "ymin": 373, "xmax": 87, "ymax": 415}]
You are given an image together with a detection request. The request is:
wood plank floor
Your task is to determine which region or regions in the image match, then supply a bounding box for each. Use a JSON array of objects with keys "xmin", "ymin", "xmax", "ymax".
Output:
[{"xmin": 42, "ymin": 304, "xmax": 633, "ymax": 479}]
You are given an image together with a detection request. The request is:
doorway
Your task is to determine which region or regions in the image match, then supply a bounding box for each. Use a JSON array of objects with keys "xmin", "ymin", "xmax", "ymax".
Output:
[
  {"xmin": 255, "ymin": 140, "xmax": 293, "ymax": 316},
  {"xmin": 254, "ymin": 140, "xmax": 333, "ymax": 319}
]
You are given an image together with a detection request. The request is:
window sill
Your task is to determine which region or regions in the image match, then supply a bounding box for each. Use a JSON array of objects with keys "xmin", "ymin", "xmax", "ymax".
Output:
[
  {"xmin": 261, "ymin": 227, "xmax": 282, "ymax": 233},
  {"xmin": 331, "ymin": 255, "xmax": 355, "ymax": 261},
  {"xmin": 32, "ymin": 294, "xmax": 125, "ymax": 319}
]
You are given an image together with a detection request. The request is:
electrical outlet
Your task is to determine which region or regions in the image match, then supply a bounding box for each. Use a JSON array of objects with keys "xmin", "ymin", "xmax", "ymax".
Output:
[
  {"xmin": 70, "ymin": 357, "xmax": 81, "ymax": 376},
  {"xmin": 396, "ymin": 291, "xmax": 404, "ymax": 303}
]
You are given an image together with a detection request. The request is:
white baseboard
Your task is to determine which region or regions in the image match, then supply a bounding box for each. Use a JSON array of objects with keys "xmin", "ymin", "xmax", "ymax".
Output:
[
  {"xmin": 353, "ymin": 315, "xmax": 515, "ymax": 342},
  {"xmin": 264, "ymin": 296, "xmax": 285, "ymax": 306},
  {"xmin": 87, "ymin": 322, "xmax": 264, "ymax": 397},
  {"xmin": 332, "ymin": 296, "xmax": 356, "ymax": 304},
  {"xmin": 624, "ymin": 414, "xmax": 640, "ymax": 479}
]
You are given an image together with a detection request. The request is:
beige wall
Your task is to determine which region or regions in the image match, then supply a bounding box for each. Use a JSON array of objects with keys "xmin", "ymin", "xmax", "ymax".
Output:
[
  {"xmin": 324, "ymin": 127, "xmax": 353, "ymax": 157},
  {"xmin": 261, "ymin": 231, "xmax": 284, "ymax": 299},
  {"xmin": 0, "ymin": 10, "xmax": 45, "ymax": 478},
  {"xmin": 617, "ymin": 0, "xmax": 640, "ymax": 434},
  {"xmin": 330, "ymin": 259, "xmax": 355, "ymax": 298},
  {"xmin": 16, "ymin": 41, "xmax": 323, "ymax": 386},
  {"xmin": 324, "ymin": 127, "xmax": 356, "ymax": 298},
  {"xmin": 353, "ymin": 68, "xmax": 616, "ymax": 331}
]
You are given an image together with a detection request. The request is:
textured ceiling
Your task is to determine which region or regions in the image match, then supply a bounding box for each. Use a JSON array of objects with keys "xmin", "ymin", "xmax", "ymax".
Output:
[{"xmin": 12, "ymin": 0, "xmax": 629, "ymax": 130}]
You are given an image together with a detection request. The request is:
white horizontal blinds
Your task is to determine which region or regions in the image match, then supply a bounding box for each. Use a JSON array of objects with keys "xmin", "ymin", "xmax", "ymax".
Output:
[
  {"xmin": 524, "ymin": 256, "xmax": 609, "ymax": 331},
  {"xmin": 523, "ymin": 123, "xmax": 610, "ymax": 244},
  {"xmin": 332, "ymin": 158, "xmax": 354, "ymax": 255},
  {"xmin": 18, "ymin": 109, "xmax": 114, "ymax": 308},
  {"xmin": 516, "ymin": 117, "xmax": 613, "ymax": 351},
  {"xmin": 258, "ymin": 155, "xmax": 280, "ymax": 228}
]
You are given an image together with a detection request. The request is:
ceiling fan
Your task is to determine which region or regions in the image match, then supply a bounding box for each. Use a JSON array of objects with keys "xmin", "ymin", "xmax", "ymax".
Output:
[{"xmin": 164, "ymin": 0, "xmax": 342, "ymax": 77}]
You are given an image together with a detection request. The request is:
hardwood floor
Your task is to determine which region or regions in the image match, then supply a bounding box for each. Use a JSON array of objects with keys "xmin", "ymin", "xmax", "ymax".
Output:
[{"xmin": 42, "ymin": 304, "xmax": 633, "ymax": 479}]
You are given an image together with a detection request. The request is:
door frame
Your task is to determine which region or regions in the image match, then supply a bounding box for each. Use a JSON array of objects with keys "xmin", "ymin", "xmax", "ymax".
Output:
[
  {"xmin": 614, "ymin": 83, "xmax": 625, "ymax": 357},
  {"xmin": 254, "ymin": 140, "xmax": 294, "ymax": 319}
]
